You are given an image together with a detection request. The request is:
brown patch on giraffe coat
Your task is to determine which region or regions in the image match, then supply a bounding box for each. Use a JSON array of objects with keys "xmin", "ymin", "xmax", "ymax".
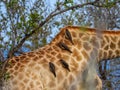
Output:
[
  {"xmin": 19, "ymin": 67, "xmax": 24, "ymax": 72},
  {"xmin": 42, "ymin": 63, "xmax": 48, "ymax": 69},
  {"xmin": 56, "ymin": 53, "xmax": 61, "ymax": 59},
  {"xmin": 18, "ymin": 73, "xmax": 24, "ymax": 80},
  {"xmin": 27, "ymin": 54, "xmax": 36, "ymax": 58},
  {"xmin": 103, "ymin": 51, "xmax": 108, "ymax": 59},
  {"xmin": 76, "ymin": 55, "xmax": 82, "ymax": 61},
  {"xmin": 19, "ymin": 55, "xmax": 27, "ymax": 60},
  {"xmin": 81, "ymin": 50, "xmax": 89, "ymax": 60},
  {"xmin": 47, "ymin": 47, "xmax": 52, "ymax": 51},
  {"xmin": 57, "ymin": 71, "xmax": 64, "ymax": 83},
  {"xmin": 73, "ymin": 39, "xmax": 78, "ymax": 45},
  {"xmin": 71, "ymin": 31, "xmax": 77, "ymax": 37},
  {"xmin": 57, "ymin": 87, "xmax": 64, "ymax": 90},
  {"xmin": 46, "ymin": 54, "xmax": 52, "ymax": 58},
  {"xmin": 51, "ymin": 51, "xmax": 57, "ymax": 56},
  {"xmin": 83, "ymin": 42, "xmax": 91, "ymax": 51},
  {"xmin": 98, "ymin": 49, "xmax": 103, "ymax": 59},
  {"xmin": 12, "ymin": 86, "xmax": 19, "ymax": 90},
  {"xmin": 35, "ymin": 51, "xmax": 41, "ymax": 55},
  {"xmin": 10, "ymin": 59, "xmax": 16, "ymax": 64},
  {"xmin": 34, "ymin": 66, "xmax": 41, "ymax": 71},
  {"xmin": 77, "ymin": 40, "xmax": 82, "ymax": 49},
  {"xmin": 104, "ymin": 45, "xmax": 109, "ymax": 50},
  {"xmin": 82, "ymin": 36, "xmax": 89, "ymax": 41},
  {"xmin": 29, "ymin": 81, "xmax": 34, "ymax": 88},
  {"xmin": 62, "ymin": 54, "xmax": 69, "ymax": 60},
  {"xmin": 13, "ymin": 71, "xmax": 18, "ymax": 76},
  {"xmin": 15, "ymin": 58, "xmax": 20, "ymax": 62},
  {"xmin": 111, "ymin": 36, "xmax": 117, "ymax": 42},
  {"xmin": 23, "ymin": 57, "xmax": 30, "ymax": 61},
  {"xmin": 48, "ymin": 81, "xmax": 56, "ymax": 88},
  {"xmin": 63, "ymin": 79, "xmax": 69, "ymax": 88},
  {"xmin": 72, "ymin": 48, "xmax": 78, "ymax": 57},
  {"xmin": 101, "ymin": 39, "xmax": 106, "ymax": 48},
  {"xmin": 38, "ymin": 58, "xmax": 47, "ymax": 64},
  {"xmin": 28, "ymin": 62, "xmax": 36, "ymax": 67},
  {"xmin": 20, "ymin": 83, "xmax": 26, "ymax": 89},
  {"xmin": 53, "ymin": 45, "xmax": 60, "ymax": 52},
  {"xmin": 9, "ymin": 69, "xmax": 14, "ymax": 73},
  {"xmin": 115, "ymin": 50, "xmax": 120, "ymax": 56},
  {"xmin": 68, "ymin": 74, "xmax": 74, "ymax": 84},
  {"xmin": 110, "ymin": 42, "xmax": 116, "ymax": 49},
  {"xmin": 32, "ymin": 75, "xmax": 38, "ymax": 80},
  {"xmin": 80, "ymin": 61, "xmax": 87, "ymax": 72},
  {"xmin": 21, "ymin": 60, "xmax": 29, "ymax": 64},
  {"xmin": 50, "ymin": 57, "xmax": 56, "ymax": 62},
  {"xmin": 14, "ymin": 65, "xmax": 19, "ymax": 70},
  {"xmin": 23, "ymin": 78, "xmax": 29, "ymax": 83},
  {"xmin": 108, "ymin": 50, "xmax": 113, "ymax": 58},
  {"xmin": 12, "ymin": 79, "xmax": 18, "ymax": 85},
  {"xmin": 38, "ymin": 55, "xmax": 43, "ymax": 59},
  {"xmin": 16, "ymin": 62, "xmax": 21, "ymax": 67},
  {"xmin": 79, "ymin": 33, "xmax": 84, "ymax": 38},
  {"xmin": 90, "ymin": 36, "xmax": 100, "ymax": 48},
  {"xmin": 36, "ymin": 81, "xmax": 41, "ymax": 86},
  {"xmin": 70, "ymin": 59, "xmax": 79, "ymax": 73},
  {"xmin": 95, "ymin": 77, "xmax": 99, "ymax": 86},
  {"xmin": 33, "ymin": 56, "xmax": 39, "ymax": 61},
  {"xmin": 104, "ymin": 35, "xmax": 109, "ymax": 42},
  {"xmin": 118, "ymin": 40, "xmax": 120, "ymax": 48},
  {"xmin": 38, "ymin": 51, "xmax": 45, "ymax": 54}
]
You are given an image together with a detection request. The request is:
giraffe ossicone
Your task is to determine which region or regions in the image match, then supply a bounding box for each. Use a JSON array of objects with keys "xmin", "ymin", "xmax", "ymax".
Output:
[{"xmin": 2, "ymin": 26, "xmax": 120, "ymax": 90}]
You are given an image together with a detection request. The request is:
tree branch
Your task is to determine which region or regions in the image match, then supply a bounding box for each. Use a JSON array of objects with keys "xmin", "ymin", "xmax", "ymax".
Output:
[
  {"xmin": 92, "ymin": 0, "xmax": 120, "ymax": 7},
  {"xmin": 8, "ymin": 1, "xmax": 99, "ymax": 58},
  {"xmin": 13, "ymin": 1, "xmax": 99, "ymax": 52}
]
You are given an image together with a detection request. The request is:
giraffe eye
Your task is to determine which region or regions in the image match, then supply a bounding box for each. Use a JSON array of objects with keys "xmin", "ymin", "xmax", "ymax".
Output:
[{"xmin": 65, "ymin": 29, "xmax": 74, "ymax": 45}]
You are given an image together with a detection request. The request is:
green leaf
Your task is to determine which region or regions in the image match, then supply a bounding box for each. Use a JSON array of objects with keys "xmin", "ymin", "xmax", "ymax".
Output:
[
  {"xmin": 0, "ymin": 44, "xmax": 3, "ymax": 48},
  {"xmin": 4, "ymin": 72, "xmax": 10, "ymax": 80},
  {"xmin": 20, "ymin": 15, "xmax": 25, "ymax": 22},
  {"xmin": 54, "ymin": 21, "xmax": 60, "ymax": 26},
  {"xmin": 42, "ymin": 38, "xmax": 47, "ymax": 45}
]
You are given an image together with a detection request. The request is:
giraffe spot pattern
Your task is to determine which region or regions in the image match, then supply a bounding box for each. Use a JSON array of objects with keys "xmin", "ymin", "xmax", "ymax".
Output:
[
  {"xmin": 2, "ymin": 26, "xmax": 120, "ymax": 90},
  {"xmin": 110, "ymin": 42, "xmax": 116, "ymax": 49},
  {"xmin": 83, "ymin": 42, "xmax": 91, "ymax": 51},
  {"xmin": 81, "ymin": 50, "xmax": 89, "ymax": 60},
  {"xmin": 104, "ymin": 45, "xmax": 109, "ymax": 50},
  {"xmin": 118, "ymin": 40, "xmax": 120, "ymax": 48}
]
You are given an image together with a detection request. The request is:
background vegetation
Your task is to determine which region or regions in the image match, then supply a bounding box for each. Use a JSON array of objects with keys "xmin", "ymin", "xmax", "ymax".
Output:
[{"xmin": 0, "ymin": 0, "xmax": 120, "ymax": 89}]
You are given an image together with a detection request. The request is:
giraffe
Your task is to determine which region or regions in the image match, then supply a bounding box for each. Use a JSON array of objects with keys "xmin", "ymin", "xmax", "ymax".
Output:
[{"xmin": 2, "ymin": 26, "xmax": 120, "ymax": 90}]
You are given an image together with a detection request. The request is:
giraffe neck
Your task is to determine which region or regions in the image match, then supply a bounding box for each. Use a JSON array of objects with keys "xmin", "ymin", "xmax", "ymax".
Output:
[
  {"xmin": 50, "ymin": 26, "xmax": 120, "ymax": 89},
  {"xmin": 52, "ymin": 26, "xmax": 120, "ymax": 63},
  {"xmin": 3, "ymin": 26, "xmax": 120, "ymax": 90},
  {"xmin": 98, "ymin": 31, "xmax": 120, "ymax": 62}
]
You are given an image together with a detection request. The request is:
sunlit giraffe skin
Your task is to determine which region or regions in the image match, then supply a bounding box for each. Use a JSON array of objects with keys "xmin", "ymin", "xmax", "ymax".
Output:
[{"xmin": 2, "ymin": 26, "xmax": 120, "ymax": 90}]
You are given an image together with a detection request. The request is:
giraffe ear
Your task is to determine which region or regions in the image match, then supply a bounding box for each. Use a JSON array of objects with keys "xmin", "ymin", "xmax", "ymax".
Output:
[{"xmin": 65, "ymin": 29, "xmax": 74, "ymax": 45}]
